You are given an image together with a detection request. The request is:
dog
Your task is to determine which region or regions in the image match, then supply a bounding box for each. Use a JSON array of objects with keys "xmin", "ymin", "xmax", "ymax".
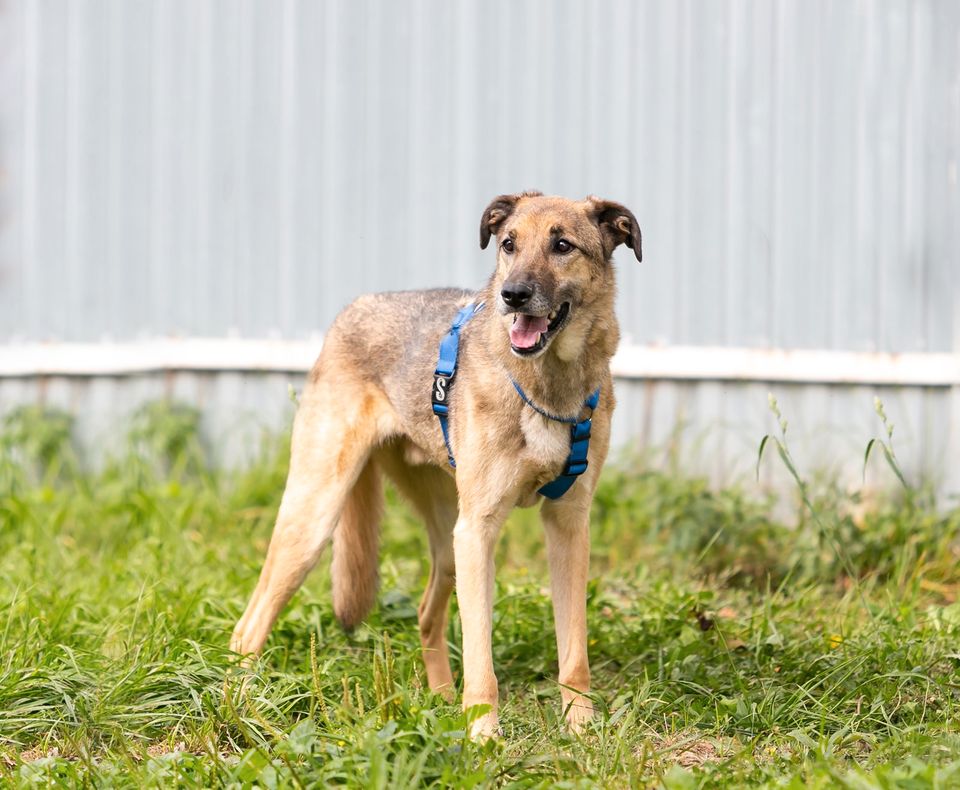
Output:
[{"xmin": 231, "ymin": 192, "xmax": 642, "ymax": 738}]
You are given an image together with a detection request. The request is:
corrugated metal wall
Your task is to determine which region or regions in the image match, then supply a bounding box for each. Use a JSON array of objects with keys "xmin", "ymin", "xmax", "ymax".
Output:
[
  {"xmin": 2, "ymin": 0, "xmax": 957, "ymax": 349},
  {"xmin": 1, "ymin": 0, "xmax": 959, "ymax": 493}
]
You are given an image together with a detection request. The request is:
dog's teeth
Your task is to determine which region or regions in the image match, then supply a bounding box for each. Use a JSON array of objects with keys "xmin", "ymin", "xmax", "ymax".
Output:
[{"xmin": 549, "ymin": 311, "xmax": 557, "ymax": 321}]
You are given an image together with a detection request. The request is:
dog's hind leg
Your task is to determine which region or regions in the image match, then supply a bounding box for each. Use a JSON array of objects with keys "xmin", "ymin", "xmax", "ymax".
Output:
[
  {"xmin": 330, "ymin": 457, "xmax": 383, "ymax": 631},
  {"xmin": 231, "ymin": 382, "xmax": 394, "ymax": 659},
  {"xmin": 378, "ymin": 445, "xmax": 459, "ymax": 699},
  {"xmin": 414, "ymin": 478, "xmax": 459, "ymax": 700}
]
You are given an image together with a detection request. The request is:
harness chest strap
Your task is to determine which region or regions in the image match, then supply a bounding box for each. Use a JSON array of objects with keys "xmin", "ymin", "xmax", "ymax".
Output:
[
  {"xmin": 431, "ymin": 302, "xmax": 600, "ymax": 500},
  {"xmin": 513, "ymin": 380, "xmax": 601, "ymax": 500}
]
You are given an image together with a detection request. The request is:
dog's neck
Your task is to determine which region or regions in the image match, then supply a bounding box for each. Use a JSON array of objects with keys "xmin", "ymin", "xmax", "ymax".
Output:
[{"xmin": 477, "ymin": 287, "xmax": 620, "ymax": 419}]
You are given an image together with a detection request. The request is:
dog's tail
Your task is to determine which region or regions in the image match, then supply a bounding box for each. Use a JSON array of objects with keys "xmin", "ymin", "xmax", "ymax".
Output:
[{"xmin": 331, "ymin": 458, "xmax": 383, "ymax": 631}]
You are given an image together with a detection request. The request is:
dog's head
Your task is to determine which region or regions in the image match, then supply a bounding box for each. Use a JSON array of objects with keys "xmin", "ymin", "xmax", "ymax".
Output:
[{"xmin": 480, "ymin": 192, "xmax": 642, "ymax": 359}]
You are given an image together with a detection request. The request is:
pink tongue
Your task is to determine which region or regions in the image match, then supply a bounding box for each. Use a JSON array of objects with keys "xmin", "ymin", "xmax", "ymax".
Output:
[{"xmin": 509, "ymin": 314, "xmax": 549, "ymax": 349}]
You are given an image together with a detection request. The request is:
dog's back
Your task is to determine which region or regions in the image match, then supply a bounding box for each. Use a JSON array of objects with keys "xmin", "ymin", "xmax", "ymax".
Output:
[{"xmin": 320, "ymin": 288, "xmax": 473, "ymax": 395}]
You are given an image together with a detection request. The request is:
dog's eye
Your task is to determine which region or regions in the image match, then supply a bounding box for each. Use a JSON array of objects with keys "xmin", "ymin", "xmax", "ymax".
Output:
[
  {"xmin": 501, "ymin": 238, "xmax": 515, "ymax": 253},
  {"xmin": 554, "ymin": 239, "xmax": 574, "ymax": 254}
]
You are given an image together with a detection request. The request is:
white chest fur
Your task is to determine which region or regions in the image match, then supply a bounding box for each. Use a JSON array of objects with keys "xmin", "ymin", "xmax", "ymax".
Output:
[{"xmin": 519, "ymin": 407, "xmax": 570, "ymax": 469}]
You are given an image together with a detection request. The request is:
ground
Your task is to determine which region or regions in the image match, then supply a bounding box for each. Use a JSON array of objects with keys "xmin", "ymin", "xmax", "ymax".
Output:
[{"xmin": 1, "ymin": 402, "xmax": 959, "ymax": 788}]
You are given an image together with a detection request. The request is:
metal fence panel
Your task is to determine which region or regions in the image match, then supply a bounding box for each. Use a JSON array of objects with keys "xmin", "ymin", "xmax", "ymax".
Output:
[{"xmin": 1, "ymin": 0, "xmax": 956, "ymax": 351}]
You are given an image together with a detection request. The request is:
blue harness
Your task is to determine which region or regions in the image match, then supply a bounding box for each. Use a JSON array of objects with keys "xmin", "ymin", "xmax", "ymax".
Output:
[{"xmin": 431, "ymin": 302, "xmax": 600, "ymax": 500}]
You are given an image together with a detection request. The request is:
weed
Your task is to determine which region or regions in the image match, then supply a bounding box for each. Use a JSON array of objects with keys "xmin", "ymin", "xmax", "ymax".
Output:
[{"xmin": 1, "ymin": 403, "xmax": 959, "ymax": 787}]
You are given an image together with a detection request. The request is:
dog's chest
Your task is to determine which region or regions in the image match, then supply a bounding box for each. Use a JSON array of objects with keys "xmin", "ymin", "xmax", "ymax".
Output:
[{"xmin": 519, "ymin": 408, "xmax": 571, "ymax": 471}]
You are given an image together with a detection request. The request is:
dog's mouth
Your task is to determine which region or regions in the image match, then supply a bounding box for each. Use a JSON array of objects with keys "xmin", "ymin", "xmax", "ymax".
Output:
[{"xmin": 509, "ymin": 302, "xmax": 571, "ymax": 356}]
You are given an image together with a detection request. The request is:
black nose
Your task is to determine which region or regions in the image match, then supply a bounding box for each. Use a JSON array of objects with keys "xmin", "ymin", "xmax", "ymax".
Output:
[{"xmin": 501, "ymin": 281, "xmax": 534, "ymax": 308}]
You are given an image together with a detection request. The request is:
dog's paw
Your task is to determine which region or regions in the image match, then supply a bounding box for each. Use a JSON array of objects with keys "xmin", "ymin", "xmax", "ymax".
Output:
[
  {"xmin": 467, "ymin": 710, "xmax": 501, "ymax": 741},
  {"xmin": 229, "ymin": 626, "xmax": 253, "ymax": 662},
  {"xmin": 563, "ymin": 694, "xmax": 595, "ymax": 734}
]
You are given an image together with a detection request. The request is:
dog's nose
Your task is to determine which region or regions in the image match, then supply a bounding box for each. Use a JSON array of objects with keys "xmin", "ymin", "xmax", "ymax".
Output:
[{"xmin": 501, "ymin": 281, "xmax": 534, "ymax": 309}]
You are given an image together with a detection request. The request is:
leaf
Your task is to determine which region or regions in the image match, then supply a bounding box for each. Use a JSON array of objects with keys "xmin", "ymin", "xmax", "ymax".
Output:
[
  {"xmin": 880, "ymin": 443, "xmax": 909, "ymax": 490},
  {"xmin": 756, "ymin": 434, "xmax": 770, "ymax": 481},
  {"xmin": 607, "ymin": 703, "xmax": 631, "ymax": 727},
  {"xmin": 788, "ymin": 729, "xmax": 818, "ymax": 751},
  {"xmin": 377, "ymin": 719, "xmax": 398, "ymax": 741},
  {"xmin": 283, "ymin": 719, "xmax": 317, "ymax": 757},
  {"xmin": 864, "ymin": 437, "xmax": 909, "ymax": 490},
  {"xmin": 661, "ymin": 764, "xmax": 697, "ymax": 790},
  {"xmin": 862, "ymin": 438, "xmax": 877, "ymax": 484}
]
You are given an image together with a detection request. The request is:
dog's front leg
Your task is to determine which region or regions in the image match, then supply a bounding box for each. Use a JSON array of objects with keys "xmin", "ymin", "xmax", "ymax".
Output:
[
  {"xmin": 541, "ymin": 495, "xmax": 594, "ymax": 733},
  {"xmin": 453, "ymin": 504, "xmax": 509, "ymax": 739}
]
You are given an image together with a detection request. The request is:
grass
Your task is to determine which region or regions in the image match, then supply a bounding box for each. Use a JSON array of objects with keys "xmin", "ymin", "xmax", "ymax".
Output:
[{"xmin": 1, "ymin": 401, "xmax": 960, "ymax": 788}]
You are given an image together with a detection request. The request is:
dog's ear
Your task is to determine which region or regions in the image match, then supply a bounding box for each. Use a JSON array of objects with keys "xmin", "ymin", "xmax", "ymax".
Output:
[
  {"xmin": 479, "ymin": 191, "xmax": 542, "ymax": 249},
  {"xmin": 589, "ymin": 198, "xmax": 642, "ymax": 262}
]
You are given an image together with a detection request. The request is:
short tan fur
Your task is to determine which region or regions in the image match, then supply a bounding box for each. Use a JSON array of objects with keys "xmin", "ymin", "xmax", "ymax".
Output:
[{"xmin": 231, "ymin": 193, "xmax": 642, "ymax": 738}]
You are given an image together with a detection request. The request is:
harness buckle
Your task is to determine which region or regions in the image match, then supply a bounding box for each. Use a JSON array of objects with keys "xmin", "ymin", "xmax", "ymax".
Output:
[
  {"xmin": 570, "ymin": 420, "xmax": 592, "ymax": 442},
  {"xmin": 432, "ymin": 373, "xmax": 452, "ymax": 410}
]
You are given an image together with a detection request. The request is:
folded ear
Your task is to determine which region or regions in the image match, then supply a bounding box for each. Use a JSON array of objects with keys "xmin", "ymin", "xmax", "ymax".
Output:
[
  {"xmin": 589, "ymin": 197, "xmax": 642, "ymax": 262},
  {"xmin": 479, "ymin": 191, "xmax": 543, "ymax": 249}
]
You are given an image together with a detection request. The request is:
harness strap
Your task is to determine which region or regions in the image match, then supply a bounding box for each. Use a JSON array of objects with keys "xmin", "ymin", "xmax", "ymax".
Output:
[
  {"xmin": 431, "ymin": 302, "xmax": 600, "ymax": 499},
  {"xmin": 431, "ymin": 302, "xmax": 485, "ymax": 467},
  {"xmin": 513, "ymin": 381, "xmax": 601, "ymax": 500},
  {"xmin": 510, "ymin": 380, "xmax": 600, "ymax": 424}
]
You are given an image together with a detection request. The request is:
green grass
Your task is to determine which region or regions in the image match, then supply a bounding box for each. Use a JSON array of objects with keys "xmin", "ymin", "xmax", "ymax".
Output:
[{"xmin": 2, "ymin": 402, "xmax": 960, "ymax": 788}]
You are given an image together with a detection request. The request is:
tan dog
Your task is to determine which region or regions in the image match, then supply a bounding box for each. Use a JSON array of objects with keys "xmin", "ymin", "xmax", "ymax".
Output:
[{"xmin": 231, "ymin": 192, "xmax": 642, "ymax": 737}]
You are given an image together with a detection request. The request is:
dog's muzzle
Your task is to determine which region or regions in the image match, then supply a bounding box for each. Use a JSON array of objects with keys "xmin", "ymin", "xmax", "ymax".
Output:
[{"xmin": 508, "ymin": 302, "xmax": 571, "ymax": 356}]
